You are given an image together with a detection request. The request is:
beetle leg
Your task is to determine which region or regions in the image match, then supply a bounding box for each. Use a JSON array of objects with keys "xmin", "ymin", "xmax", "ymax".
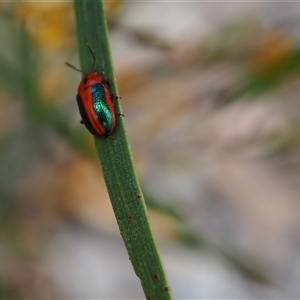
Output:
[{"xmin": 112, "ymin": 94, "xmax": 122, "ymax": 104}]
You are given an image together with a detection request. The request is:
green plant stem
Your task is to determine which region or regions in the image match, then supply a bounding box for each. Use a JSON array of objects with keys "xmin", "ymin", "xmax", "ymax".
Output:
[{"xmin": 72, "ymin": 1, "xmax": 173, "ymax": 299}]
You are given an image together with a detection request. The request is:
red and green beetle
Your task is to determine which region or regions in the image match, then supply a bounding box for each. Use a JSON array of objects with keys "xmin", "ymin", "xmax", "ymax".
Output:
[{"xmin": 66, "ymin": 45, "xmax": 118, "ymax": 137}]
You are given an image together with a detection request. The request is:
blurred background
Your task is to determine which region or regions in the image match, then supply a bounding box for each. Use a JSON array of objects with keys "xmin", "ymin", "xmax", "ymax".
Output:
[{"xmin": 1, "ymin": 0, "xmax": 300, "ymax": 298}]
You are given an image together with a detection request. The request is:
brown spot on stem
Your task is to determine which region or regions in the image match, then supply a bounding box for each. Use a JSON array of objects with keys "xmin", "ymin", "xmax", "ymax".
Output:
[{"xmin": 153, "ymin": 273, "xmax": 160, "ymax": 281}]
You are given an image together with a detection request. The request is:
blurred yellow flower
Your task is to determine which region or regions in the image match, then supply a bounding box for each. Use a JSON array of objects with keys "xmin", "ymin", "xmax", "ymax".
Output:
[
  {"xmin": 15, "ymin": 2, "xmax": 74, "ymax": 51},
  {"xmin": 104, "ymin": 0, "xmax": 122, "ymax": 19},
  {"xmin": 247, "ymin": 31, "xmax": 294, "ymax": 76},
  {"xmin": 15, "ymin": 0, "xmax": 122, "ymax": 51}
]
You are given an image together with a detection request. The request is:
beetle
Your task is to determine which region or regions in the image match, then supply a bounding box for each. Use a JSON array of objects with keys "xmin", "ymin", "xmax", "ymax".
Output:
[{"xmin": 66, "ymin": 45, "xmax": 117, "ymax": 136}]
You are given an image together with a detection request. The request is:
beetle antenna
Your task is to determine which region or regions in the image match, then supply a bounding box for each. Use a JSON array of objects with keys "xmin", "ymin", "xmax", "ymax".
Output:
[
  {"xmin": 65, "ymin": 62, "xmax": 83, "ymax": 73},
  {"xmin": 87, "ymin": 44, "xmax": 96, "ymax": 71}
]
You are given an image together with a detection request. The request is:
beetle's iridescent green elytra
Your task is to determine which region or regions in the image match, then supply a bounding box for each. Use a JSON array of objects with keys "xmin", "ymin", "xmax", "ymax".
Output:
[{"xmin": 91, "ymin": 83, "xmax": 114, "ymax": 134}]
